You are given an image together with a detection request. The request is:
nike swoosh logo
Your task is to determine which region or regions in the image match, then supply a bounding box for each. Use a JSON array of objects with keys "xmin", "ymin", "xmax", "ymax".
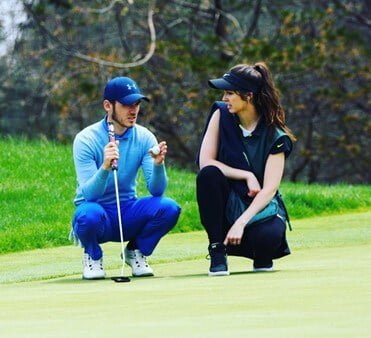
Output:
[{"xmin": 277, "ymin": 143, "xmax": 284, "ymax": 148}]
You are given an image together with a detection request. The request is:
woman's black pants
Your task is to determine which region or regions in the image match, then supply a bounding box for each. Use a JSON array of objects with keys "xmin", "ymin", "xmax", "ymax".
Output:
[{"xmin": 196, "ymin": 165, "xmax": 287, "ymax": 267}]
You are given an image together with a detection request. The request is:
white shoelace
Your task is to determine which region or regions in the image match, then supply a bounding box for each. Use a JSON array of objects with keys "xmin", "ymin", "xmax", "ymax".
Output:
[
  {"xmin": 84, "ymin": 255, "xmax": 103, "ymax": 271},
  {"xmin": 132, "ymin": 250, "xmax": 149, "ymax": 267}
]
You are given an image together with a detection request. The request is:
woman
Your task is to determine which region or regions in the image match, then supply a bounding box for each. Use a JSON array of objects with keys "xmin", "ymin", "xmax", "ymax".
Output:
[{"xmin": 196, "ymin": 62, "xmax": 295, "ymax": 276}]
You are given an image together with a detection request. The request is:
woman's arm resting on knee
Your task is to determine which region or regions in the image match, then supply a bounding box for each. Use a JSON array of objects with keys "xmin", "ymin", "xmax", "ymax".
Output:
[
  {"xmin": 224, "ymin": 152, "xmax": 285, "ymax": 246},
  {"xmin": 199, "ymin": 109, "xmax": 261, "ymax": 195}
]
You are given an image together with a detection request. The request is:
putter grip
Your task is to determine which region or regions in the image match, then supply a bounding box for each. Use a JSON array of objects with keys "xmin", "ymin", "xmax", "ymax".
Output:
[{"xmin": 108, "ymin": 122, "xmax": 118, "ymax": 170}]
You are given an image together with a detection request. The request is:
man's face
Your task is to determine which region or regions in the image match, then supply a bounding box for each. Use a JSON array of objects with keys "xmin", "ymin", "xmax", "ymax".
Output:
[{"xmin": 111, "ymin": 101, "xmax": 141, "ymax": 129}]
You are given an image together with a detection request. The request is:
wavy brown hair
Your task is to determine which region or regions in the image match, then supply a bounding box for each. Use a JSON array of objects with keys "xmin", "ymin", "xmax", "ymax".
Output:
[{"xmin": 230, "ymin": 62, "xmax": 296, "ymax": 141}]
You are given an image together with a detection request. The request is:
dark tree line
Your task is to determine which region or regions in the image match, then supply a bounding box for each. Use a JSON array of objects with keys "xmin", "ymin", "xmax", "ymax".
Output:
[{"xmin": 0, "ymin": 0, "xmax": 370, "ymax": 183}]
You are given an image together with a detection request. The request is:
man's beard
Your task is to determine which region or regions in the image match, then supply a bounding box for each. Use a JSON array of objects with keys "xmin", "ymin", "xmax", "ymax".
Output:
[{"xmin": 111, "ymin": 104, "xmax": 127, "ymax": 129}]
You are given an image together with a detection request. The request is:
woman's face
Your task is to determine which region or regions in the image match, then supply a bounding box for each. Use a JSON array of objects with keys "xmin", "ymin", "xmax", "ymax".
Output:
[{"xmin": 222, "ymin": 90, "xmax": 249, "ymax": 114}]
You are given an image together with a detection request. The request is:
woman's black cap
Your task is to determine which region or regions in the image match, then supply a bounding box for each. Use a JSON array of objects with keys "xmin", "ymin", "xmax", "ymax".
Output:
[{"xmin": 208, "ymin": 69, "xmax": 262, "ymax": 93}]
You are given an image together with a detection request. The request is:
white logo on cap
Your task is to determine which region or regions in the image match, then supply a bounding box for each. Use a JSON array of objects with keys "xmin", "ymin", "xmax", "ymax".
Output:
[{"xmin": 127, "ymin": 84, "xmax": 137, "ymax": 90}]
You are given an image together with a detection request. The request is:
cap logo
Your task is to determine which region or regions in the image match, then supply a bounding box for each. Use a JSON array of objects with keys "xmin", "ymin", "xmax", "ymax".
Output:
[
  {"xmin": 127, "ymin": 84, "xmax": 137, "ymax": 90},
  {"xmin": 220, "ymin": 72, "xmax": 261, "ymax": 93}
]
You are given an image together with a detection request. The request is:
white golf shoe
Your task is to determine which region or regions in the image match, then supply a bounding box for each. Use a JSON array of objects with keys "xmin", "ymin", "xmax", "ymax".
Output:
[
  {"xmin": 124, "ymin": 247, "xmax": 154, "ymax": 277},
  {"xmin": 82, "ymin": 253, "xmax": 106, "ymax": 280}
]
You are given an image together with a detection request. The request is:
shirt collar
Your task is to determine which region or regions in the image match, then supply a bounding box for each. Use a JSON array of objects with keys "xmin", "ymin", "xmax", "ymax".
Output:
[
  {"xmin": 235, "ymin": 115, "xmax": 264, "ymax": 137},
  {"xmin": 103, "ymin": 115, "xmax": 133, "ymax": 140}
]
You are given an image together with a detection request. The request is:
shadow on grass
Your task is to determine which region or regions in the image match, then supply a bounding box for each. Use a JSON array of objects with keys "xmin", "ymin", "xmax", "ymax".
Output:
[
  {"xmin": 44, "ymin": 277, "xmax": 112, "ymax": 284},
  {"xmin": 43, "ymin": 269, "xmax": 279, "ymax": 285},
  {"xmin": 46, "ymin": 272, "xmax": 209, "ymax": 284},
  {"xmin": 230, "ymin": 270, "xmax": 279, "ymax": 276}
]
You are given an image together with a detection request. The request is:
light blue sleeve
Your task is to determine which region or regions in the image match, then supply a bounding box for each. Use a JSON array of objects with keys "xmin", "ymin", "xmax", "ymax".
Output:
[
  {"xmin": 73, "ymin": 134, "xmax": 109, "ymax": 202},
  {"xmin": 141, "ymin": 133, "xmax": 167, "ymax": 196}
]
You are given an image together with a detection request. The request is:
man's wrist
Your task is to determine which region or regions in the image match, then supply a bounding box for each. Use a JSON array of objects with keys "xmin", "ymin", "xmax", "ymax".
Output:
[{"xmin": 102, "ymin": 164, "xmax": 110, "ymax": 171}]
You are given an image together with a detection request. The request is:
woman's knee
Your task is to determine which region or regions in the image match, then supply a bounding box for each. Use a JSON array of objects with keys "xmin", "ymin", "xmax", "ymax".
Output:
[
  {"xmin": 197, "ymin": 165, "xmax": 225, "ymax": 186},
  {"xmin": 250, "ymin": 218, "xmax": 285, "ymax": 247}
]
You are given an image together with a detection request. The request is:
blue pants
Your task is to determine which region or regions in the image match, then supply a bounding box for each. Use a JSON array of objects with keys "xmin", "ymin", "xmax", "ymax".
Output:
[{"xmin": 72, "ymin": 196, "xmax": 181, "ymax": 260}]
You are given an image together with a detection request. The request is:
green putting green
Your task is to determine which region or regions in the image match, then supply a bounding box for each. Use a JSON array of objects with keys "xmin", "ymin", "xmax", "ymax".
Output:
[{"xmin": 1, "ymin": 212, "xmax": 370, "ymax": 337}]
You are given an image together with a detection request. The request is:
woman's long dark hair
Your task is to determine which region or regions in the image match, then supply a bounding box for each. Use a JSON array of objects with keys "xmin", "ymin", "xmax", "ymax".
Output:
[{"xmin": 230, "ymin": 62, "xmax": 296, "ymax": 141}]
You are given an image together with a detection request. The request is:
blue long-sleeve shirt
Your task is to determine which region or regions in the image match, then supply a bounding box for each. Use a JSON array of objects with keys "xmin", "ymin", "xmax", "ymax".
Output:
[{"xmin": 73, "ymin": 117, "xmax": 167, "ymax": 206}]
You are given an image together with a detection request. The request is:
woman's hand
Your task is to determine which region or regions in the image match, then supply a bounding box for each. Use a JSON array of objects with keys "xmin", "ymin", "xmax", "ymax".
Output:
[
  {"xmin": 223, "ymin": 222, "xmax": 245, "ymax": 246},
  {"xmin": 246, "ymin": 172, "xmax": 261, "ymax": 197}
]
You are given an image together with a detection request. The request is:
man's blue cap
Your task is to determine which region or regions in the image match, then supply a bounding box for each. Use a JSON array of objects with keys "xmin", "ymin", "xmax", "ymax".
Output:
[{"xmin": 104, "ymin": 77, "xmax": 149, "ymax": 105}]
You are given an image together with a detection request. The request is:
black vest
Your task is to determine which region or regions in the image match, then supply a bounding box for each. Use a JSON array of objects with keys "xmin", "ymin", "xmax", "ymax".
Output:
[
  {"xmin": 197, "ymin": 101, "xmax": 292, "ymax": 257},
  {"xmin": 198, "ymin": 101, "xmax": 290, "ymax": 205}
]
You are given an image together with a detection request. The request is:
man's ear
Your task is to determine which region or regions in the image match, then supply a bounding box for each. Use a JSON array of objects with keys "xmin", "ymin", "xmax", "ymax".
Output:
[{"xmin": 103, "ymin": 99, "xmax": 113, "ymax": 113}]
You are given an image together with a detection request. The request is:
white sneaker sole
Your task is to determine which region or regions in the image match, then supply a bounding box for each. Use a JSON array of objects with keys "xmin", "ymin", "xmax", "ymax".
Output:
[
  {"xmin": 132, "ymin": 272, "xmax": 154, "ymax": 277},
  {"xmin": 82, "ymin": 275, "xmax": 106, "ymax": 280},
  {"xmin": 208, "ymin": 270, "xmax": 230, "ymax": 276},
  {"xmin": 125, "ymin": 261, "xmax": 154, "ymax": 277},
  {"xmin": 253, "ymin": 267, "xmax": 274, "ymax": 272}
]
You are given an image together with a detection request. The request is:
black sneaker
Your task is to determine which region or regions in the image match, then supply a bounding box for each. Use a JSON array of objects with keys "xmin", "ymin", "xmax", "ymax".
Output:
[
  {"xmin": 253, "ymin": 260, "xmax": 273, "ymax": 272},
  {"xmin": 208, "ymin": 243, "xmax": 229, "ymax": 276}
]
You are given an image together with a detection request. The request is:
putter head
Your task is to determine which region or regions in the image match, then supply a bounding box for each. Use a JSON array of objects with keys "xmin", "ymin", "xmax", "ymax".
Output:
[{"xmin": 111, "ymin": 276, "xmax": 131, "ymax": 283}]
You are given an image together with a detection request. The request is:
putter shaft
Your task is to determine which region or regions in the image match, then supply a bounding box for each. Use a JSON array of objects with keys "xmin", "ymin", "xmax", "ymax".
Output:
[
  {"xmin": 109, "ymin": 122, "xmax": 128, "ymax": 280},
  {"xmin": 113, "ymin": 169, "xmax": 126, "ymax": 277}
]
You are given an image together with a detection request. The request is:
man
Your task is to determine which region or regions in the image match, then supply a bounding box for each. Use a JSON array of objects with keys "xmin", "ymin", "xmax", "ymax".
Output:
[{"xmin": 70, "ymin": 76, "xmax": 181, "ymax": 279}]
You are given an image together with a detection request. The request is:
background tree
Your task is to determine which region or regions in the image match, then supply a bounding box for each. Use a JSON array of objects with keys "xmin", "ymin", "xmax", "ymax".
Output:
[{"xmin": 0, "ymin": 0, "xmax": 369, "ymax": 183}]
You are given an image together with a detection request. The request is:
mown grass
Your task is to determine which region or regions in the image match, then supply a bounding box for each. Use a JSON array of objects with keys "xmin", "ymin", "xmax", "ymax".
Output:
[
  {"xmin": 1, "ymin": 137, "xmax": 370, "ymax": 255},
  {"xmin": 1, "ymin": 213, "xmax": 371, "ymax": 337}
]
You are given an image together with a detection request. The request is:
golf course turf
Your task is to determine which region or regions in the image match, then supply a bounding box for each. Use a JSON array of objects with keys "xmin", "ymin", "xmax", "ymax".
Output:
[{"xmin": 1, "ymin": 212, "xmax": 370, "ymax": 337}]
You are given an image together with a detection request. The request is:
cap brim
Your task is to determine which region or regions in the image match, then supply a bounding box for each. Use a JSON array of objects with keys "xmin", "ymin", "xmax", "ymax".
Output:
[
  {"xmin": 118, "ymin": 94, "xmax": 150, "ymax": 105},
  {"xmin": 208, "ymin": 78, "xmax": 237, "ymax": 90}
]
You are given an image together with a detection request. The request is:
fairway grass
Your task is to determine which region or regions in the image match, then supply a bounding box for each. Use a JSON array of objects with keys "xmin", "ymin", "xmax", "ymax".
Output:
[
  {"xmin": 1, "ymin": 212, "xmax": 371, "ymax": 337},
  {"xmin": 1, "ymin": 137, "xmax": 371, "ymax": 255}
]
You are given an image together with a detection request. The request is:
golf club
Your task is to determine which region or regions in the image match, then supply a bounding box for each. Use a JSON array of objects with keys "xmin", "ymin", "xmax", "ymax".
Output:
[{"xmin": 108, "ymin": 122, "xmax": 131, "ymax": 283}]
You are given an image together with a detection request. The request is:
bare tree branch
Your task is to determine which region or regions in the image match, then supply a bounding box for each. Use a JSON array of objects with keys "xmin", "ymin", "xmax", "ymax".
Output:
[
  {"xmin": 114, "ymin": 2, "xmax": 131, "ymax": 55},
  {"xmin": 332, "ymin": 0, "xmax": 371, "ymax": 29},
  {"xmin": 69, "ymin": 6, "xmax": 156, "ymax": 68},
  {"xmin": 22, "ymin": 0, "xmax": 156, "ymax": 69},
  {"xmin": 170, "ymin": 0, "xmax": 213, "ymax": 18},
  {"xmin": 157, "ymin": 18, "xmax": 187, "ymax": 38},
  {"xmin": 22, "ymin": 1, "xmax": 69, "ymax": 48},
  {"xmin": 171, "ymin": 0, "xmax": 243, "ymax": 36},
  {"xmin": 246, "ymin": 0, "xmax": 262, "ymax": 38},
  {"xmin": 75, "ymin": 0, "xmax": 133, "ymax": 14}
]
